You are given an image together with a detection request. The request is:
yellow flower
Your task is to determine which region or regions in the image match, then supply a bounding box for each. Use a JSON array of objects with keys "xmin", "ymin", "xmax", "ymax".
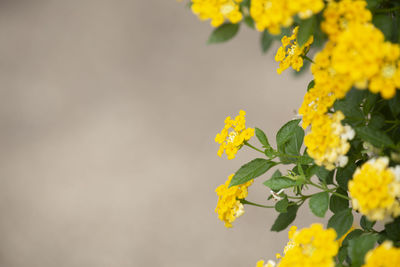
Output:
[
  {"xmin": 215, "ymin": 110, "xmax": 254, "ymax": 160},
  {"xmin": 250, "ymin": 0, "xmax": 324, "ymax": 34},
  {"xmin": 274, "ymin": 26, "xmax": 314, "ymax": 74},
  {"xmin": 304, "ymin": 111, "xmax": 355, "ymax": 170},
  {"xmin": 277, "ymin": 224, "xmax": 339, "ymax": 267},
  {"xmin": 369, "ymin": 43, "xmax": 400, "ymax": 99},
  {"xmin": 321, "ymin": 0, "xmax": 372, "ymax": 41},
  {"xmin": 330, "ymin": 22, "xmax": 400, "ymax": 99},
  {"xmin": 362, "ymin": 241, "xmax": 400, "ymax": 267},
  {"xmin": 191, "ymin": 0, "xmax": 243, "ymax": 27},
  {"xmin": 349, "ymin": 157, "xmax": 400, "ymax": 221},
  {"xmin": 299, "ymin": 42, "xmax": 352, "ymax": 129},
  {"xmin": 215, "ymin": 174, "xmax": 253, "ymax": 228}
]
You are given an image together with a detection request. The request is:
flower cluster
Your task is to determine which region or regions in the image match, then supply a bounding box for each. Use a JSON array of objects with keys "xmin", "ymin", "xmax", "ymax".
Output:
[
  {"xmin": 362, "ymin": 241, "xmax": 400, "ymax": 267},
  {"xmin": 191, "ymin": 0, "xmax": 243, "ymax": 27},
  {"xmin": 215, "ymin": 174, "xmax": 253, "ymax": 227},
  {"xmin": 304, "ymin": 111, "xmax": 355, "ymax": 170},
  {"xmin": 215, "ymin": 110, "xmax": 254, "ymax": 160},
  {"xmin": 321, "ymin": 0, "xmax": 372, "ymax": 41},
  {"xmin": 275, "ymin": 224, "xmax": 338, "ymax": 267},
  {"xmin": 274, "ymin": 27, "xmax": 313, "ymax": 74},
  {"xmin": 349, "ymin": 157, "xmax": 400, "ymax": 221},
  {"xmin": 250, "ymin": 0, "xmax": 324, "ymax": 34}
]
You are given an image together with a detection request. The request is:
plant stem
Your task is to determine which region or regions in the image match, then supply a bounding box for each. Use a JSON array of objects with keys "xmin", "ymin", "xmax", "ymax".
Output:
[
  {"xmin": 308, "ymin": 181, "xmax": 351, "ymax": 200},
  {"xmin": 244, "ymin": 142, "xmax": 264, "ymax": 154},
  {"xmin": 241, "ymin": 199, "xmax": 274, "ymax": 208},
  {"xmin": 302, "ymin": 55, "xmax": 315, "ymax": 64},
  {"xmin": 331, "ymin": 191, "xmax": 351, "ymax": 200}
]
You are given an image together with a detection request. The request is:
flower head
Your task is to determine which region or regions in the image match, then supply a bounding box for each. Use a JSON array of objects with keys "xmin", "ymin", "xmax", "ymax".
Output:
[
  {"xmin": 277, "ymin": 224, "xmax": 339, "ymax": 267},
  {"xmin": 215, "ymin": 110, "xmax": 254, "ymax": 160},
  {"xmin": 349, "ymin": 157, "xmax": 400, "ymax": 221},
  {"xmin": 215, "ymin": 174, "xmax": 253, "ymax": 228},
  {"xmin": 321, "ymin": 0, "xmax": 372, "ymax": 41},
  {"xmin": 191, "ymin": 0, "xmax": 243, "ymax": 27},
  {"xmin": 275, "ymin": 26, "xmax": 313, "ymax": 74},
  {"xmin": 362, "ymin": 241, "xmax": 400, "ymax": 267},
  {"xmin": 250, "ymin": 0, "xmax": 324, "ymax": 34},
  {"xmin": 304, "ymin": 111, "xmax": 354, "ymax": 170}
]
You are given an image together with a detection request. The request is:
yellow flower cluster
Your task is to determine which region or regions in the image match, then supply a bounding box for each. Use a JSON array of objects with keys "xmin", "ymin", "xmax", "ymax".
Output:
[
  {"xmin": 349, "ymin": 157, "xmax": 400, "ymax": 221},
  {"xmin": 276, "ymin": 224, "xmax": 338, "ymax": 267},
  {"xmin": 331, "ymin": 23, "xmax": 400, "ymax": 98},
  {"xmin": 362, "ymin": 241, "xmax": 400, "ymax": 267},
  {"xmin": 275, "ymin": 27, "xmax": 314, "ymax": 74},
  {"xmin": 321, "ymin": 0, "xmax": 372, "ymax": 41},
  {"xmin": 304, "ymin": 111, "xmax": 355, "ymax": 170},
  {"xmin": 191, "ymin": 0, "xmax": 243, "ymax": 27},
  {"xmin": 215, "ymin": 110, "xmax": 254, "ymax": 160},
  {"xmin": 250, "ymin": 0, "xmax": 324, "ymax": 34},
  {"xmin": 299, "ymin": 42, "xmax": 352, "ymax": 129},
  {"xmin": 215, "ymin": 174, "xmax": 253, "ymax": 228}
]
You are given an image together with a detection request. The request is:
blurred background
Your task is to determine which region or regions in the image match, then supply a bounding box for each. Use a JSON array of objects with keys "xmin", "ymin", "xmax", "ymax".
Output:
[{"xmin": 0, "ymin": 1, "xmax": 321, "ymax": 266}]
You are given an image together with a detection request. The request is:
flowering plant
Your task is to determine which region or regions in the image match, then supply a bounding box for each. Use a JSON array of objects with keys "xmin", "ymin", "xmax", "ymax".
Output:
[{"xmin": 185, "ymin": 0, "xmax": 400, "ymax": 266}]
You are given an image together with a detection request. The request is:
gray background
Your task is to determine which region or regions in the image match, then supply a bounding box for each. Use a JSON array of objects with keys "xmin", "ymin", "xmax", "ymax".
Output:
[{"xmin": 0, "ymin": 1, "xmax": 320, "ymax": 266}]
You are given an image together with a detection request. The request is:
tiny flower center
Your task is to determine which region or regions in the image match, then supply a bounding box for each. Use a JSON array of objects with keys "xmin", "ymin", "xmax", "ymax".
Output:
[
  {"xmin": 228, "ymin": 131, "xmax": 237, "ymax": 143},
  {"xmin": 340, "ymin": 18, "xmax": 348, "ymax": 29},
  {"xmin": 301, "ymin": 243, "xmax": 316, "ymax": 257},
  {"xmin": 382, "ymin": 64, "xmax": 396, "ymax": 79},
  {"xmin": 288, "ymin": 45, "xmax": 297, "ymax": 56},
  {"xmin": 220, "ymin": 3, "xmax": 234, "ymax": 15}
]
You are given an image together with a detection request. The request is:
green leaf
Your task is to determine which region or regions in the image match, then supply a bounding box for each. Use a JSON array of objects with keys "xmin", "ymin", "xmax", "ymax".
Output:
[
  {"xmin": 388, "ymin": 93, "xmax": 400, "ymax": 117},
  {"xmin": 355, "ymin": 126, "xmax": 394, "ymax": 148},
  {"xmin": 263, "ymin": 176, "xmax": 303, "ymax": 191},
  {"xmin": 346, "ymin": 88, "xmax": 367, "ymax": 106},
  {"xmin": 275, "ymin": 197, "xmax": 289, "ymax": 213},
  {"xmin": 298, "ymin": 154, "xmax": 314, "ymax": 164},
  {"xmin": 368, "ymin": 113, "xmax": 385, "ymax": 130},
  {"xmin": 297, "ymin": 16, "xmax": 316, "ymax": 47},
  {"xmin": 366, "ymin": 0, "xmax": 379, "ymax": 9},
  {"xmin": 334, "ymin": 100, "xmax": 364, "ymax": 121},
  {"xmin": 208, "ymin": 23, "xmax": 240, "ymax": 44},
  {"xmin": 337, "ymin": 246, "xmax": 348, "ymax": 264},
  {"xmin": 284, "ymin": 126, "xmax": 304, "ymax": 156},
  {"xmin": 373, "ymin": 14, "xmax": 393, "ymax": 41},
  {"xmin": 271, "ymin": 169, "xmax": 282, "ymax": 178},
  {"xmin": 329, "ymin": 188, "xmax": 349, "ymax": 214},
  {"xmin": 327, "ymin": 209, "xmax": 353, "ymax": 239},
  {"xmin": 276, "ymin": 119, "xmax": 301, "ymax": 147},
  {"xmin": 342, "ymin": 229, "xmax": 364, "ymax": 247},
  {"xmin": 384, "ymin": 217, "xmax": 400, "ymax": 242},
  {"xmin": 348, "ymin": 234, "xmax": 379, "ymax": 267},
  {"xmin": 305, "ymin": 165, "xmax": 319, "ymax": 179},
  {"xmin": 336, "ymin": 163, "xmax": 356, "ymax": 191},
  {"xmin": 307, "ymin": 80, "xmax": 315, "ymax": 91},
  {"xmin": 309, "ymin": 192, "xmax": 329, "ymax": 217},
  {"xmin": 230, "ymin": 158, "xmax": 276, "ymax": 187},
  {"xmin": 316, "ymin": 166, "xmax": 334, "ymax": 185},
  {"xmin": 255, "ymin": 127, "xmax": 270, "ymax": 148},
  {"xmin": 271, "ymin": 205, "xmax": 298, "ymax": 232},
  {"xmin": 243, "ymin": 16, "xmax": 255, "ymax": 29},
  {"xmin": 360, "ymin": 216, "xmax": 376, "ymax": 231},
  {"xmin": 261, "ymin": 30, "xmax": 273, "ymax": 53}
]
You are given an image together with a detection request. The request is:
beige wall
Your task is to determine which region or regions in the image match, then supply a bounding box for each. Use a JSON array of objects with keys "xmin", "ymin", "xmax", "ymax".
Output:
[{"xmin": 0, "ymin": 1, "xmax": 319, "ymax": 266}]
